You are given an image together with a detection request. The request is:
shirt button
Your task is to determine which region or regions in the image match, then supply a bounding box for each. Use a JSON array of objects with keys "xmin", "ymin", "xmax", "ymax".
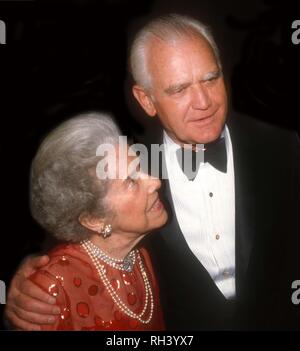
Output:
[
  {"xmin": 209, "ymin": 192, "xmax": 213, "ymax": 197},
  {"xmin": 223, "ymin": 270, "xmax": 230, "ymax": 277},
  {"xmin": 215, "ymin": 234, "xmax": 220, "ymax": 240}
]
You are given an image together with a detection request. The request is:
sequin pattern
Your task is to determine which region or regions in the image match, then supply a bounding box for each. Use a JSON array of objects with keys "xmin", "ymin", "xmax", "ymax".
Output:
[{"xmin": 29, "ymin": 243, "xmax": 165, "ymax": 331}]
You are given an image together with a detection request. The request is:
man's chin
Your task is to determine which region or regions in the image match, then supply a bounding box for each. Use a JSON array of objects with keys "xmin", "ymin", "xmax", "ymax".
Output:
[
  {"xmin": 182, "ymin": 121, "xmax": 224, "ymax": 144},
  {"xmin": 185, "ymin": 131, "xmax": 222, "ymax": 144}
]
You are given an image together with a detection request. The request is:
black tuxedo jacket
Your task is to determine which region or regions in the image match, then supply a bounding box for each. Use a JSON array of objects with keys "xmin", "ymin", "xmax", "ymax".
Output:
[{"xmin": 142, "ymin": 113, "xmax": 300, "ymax": 330}]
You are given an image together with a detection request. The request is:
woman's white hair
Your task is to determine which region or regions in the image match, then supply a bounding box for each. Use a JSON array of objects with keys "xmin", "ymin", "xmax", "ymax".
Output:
[
  {"xmin": 130, "ymin": 13, "xmax": 222, "ymax": 90},
  {"xmin": 30, "ymin": 112, "xmax": 120, "ymax": 242}
]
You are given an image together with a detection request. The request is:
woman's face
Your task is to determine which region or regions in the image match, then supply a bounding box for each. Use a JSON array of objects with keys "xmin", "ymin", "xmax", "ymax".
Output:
[{"xmin": 102, "ymin": 146, "xmax": 168, "ymax": 237}]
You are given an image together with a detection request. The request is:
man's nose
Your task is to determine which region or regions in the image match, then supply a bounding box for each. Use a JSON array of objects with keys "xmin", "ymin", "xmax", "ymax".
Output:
[{"xmin": 191, "ymin": 84, "xmax": 212, "ymax": 110}]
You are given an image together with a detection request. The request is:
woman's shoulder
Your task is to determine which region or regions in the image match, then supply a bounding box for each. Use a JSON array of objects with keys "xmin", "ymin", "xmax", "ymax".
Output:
[
  {"xmin": 47, "ymin": 242, "xmax": 86, "ymax": 258},
  {"xmin": 47, "ymin": 242, "xmax": 91, "ymax": 267},
  {"xmin": 30, "ymin": 243, "xmax": 95, "ymax": 290}
]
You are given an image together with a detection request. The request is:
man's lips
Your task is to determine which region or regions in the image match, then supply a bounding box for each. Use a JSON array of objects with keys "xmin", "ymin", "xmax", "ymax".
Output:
[
  {"xmin": 187, "ymin": 109, "xmax": 218, "ymax": 124},
  {"xmin": 188, "ymin": 113, "xmax": 215, "ymax": 123}
]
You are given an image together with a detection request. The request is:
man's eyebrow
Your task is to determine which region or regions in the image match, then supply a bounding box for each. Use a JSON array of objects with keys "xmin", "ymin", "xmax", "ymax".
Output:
[
  {"xmin": 164, "ymin": 82, "xmax": 190, "ymax": 94},
  {"xmin": 164, "ymin": 71, "xmax": 222, "ymax": 94}
]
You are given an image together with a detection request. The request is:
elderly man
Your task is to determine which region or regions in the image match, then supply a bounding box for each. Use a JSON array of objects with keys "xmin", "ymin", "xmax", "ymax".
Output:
[{"xmin": 5, "ymin": 14, "xmax": 300, "ymax": 330}]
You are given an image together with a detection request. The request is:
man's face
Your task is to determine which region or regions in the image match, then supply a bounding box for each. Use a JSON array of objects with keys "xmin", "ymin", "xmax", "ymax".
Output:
[{"xmin": 133, "ymin": 35, "xmax": 228, "ymax": 145}]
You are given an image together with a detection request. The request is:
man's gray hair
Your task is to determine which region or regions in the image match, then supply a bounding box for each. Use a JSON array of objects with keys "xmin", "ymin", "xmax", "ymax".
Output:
[
  {"xmin": 130, "ymin": 13, "xmax": 222, "ymax": 90},
  {"xmin": 30, "ymin": 112, "xmax": 120, "ymax": 242}
]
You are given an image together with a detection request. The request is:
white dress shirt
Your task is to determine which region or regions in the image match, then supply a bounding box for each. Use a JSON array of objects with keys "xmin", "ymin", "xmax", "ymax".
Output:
[{"xmin": 163, "ymin": 126, "xmax": 236, "ymax": 299}]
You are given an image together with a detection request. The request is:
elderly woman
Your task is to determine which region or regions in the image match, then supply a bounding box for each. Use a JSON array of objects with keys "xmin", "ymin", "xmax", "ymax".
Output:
[{"xmin": 27, "ymin": 112, "xmax": 167, "ymax": 330}]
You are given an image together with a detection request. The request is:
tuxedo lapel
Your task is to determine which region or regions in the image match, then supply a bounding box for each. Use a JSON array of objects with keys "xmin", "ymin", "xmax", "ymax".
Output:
[
  {"xmin": 158, "ymin": 150, "xmax": 193, "ymax": 255},
  {"xmin": 227, "ymin": 116, "xmax": 258, "ymax": 297}
]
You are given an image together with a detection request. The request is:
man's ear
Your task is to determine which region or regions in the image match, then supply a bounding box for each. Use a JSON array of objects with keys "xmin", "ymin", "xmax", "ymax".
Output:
[
  {"xmin": 79, "ymin": 212, "xmax": 103, "ymax": 233},
  {"xmin": 132, "ymin": 85, "xmax": 157, "ymax": 117}
]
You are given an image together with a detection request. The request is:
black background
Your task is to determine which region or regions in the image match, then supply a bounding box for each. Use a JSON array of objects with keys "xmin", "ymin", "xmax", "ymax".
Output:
[{"xmin": 0, "ymin": 0, "xmax": 300, "ymax": 329}]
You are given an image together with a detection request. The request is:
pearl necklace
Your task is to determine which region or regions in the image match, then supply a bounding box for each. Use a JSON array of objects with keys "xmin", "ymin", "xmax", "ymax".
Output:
[
  {"xmin": 81, "ymin": 239, "xmax": 136, "ymax": 272},
  {"xmin": 81, "ymin": 240, "xmax": 154, "ymax": 324}
]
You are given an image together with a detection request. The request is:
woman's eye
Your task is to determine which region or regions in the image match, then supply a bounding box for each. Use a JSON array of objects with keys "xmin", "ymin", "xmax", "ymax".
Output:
[{"xmin": 127, "ymin": 177, "xmax": 136, "ymax": 188}]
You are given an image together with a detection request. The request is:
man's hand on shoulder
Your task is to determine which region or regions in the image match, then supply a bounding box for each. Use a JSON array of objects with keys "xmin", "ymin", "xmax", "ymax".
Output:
[{"xmin": 5, "ymin": 255, "xmax": 61, "ymax": 330}]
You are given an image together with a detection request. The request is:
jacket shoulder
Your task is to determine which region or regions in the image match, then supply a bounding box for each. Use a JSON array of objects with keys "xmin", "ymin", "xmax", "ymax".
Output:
[{"xmin": 228, "ymin": 112, "xmax": 300, "ymax": 152}]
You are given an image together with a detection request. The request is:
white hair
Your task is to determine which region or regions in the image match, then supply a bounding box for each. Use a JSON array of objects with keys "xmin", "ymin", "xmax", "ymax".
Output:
[
  {"xmin": 130, "ymin": 13, "xmax": 222, "ymax": 90},
  {"xmin": 31, "ymin": 112, "xmax": 121, "ymax": 242}
]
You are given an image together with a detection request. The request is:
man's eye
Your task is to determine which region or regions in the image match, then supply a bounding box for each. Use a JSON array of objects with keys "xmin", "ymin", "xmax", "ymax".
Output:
[
  {"xmin": 205, "ymin": 77, "xmax": 216, "ymax": 83},
  {"xmin": 173, "ymin": 87, "xmax": 185, "ymax": 94},
  {"xmin": 206, "ymin": 73, "xmax": 220, "ymax": 83}
]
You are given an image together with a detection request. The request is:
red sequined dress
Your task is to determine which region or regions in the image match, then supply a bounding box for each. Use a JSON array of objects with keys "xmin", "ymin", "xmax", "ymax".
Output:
[{"xmin": 29, "ymin": 243, "xmax": 165, "ymax": 330}]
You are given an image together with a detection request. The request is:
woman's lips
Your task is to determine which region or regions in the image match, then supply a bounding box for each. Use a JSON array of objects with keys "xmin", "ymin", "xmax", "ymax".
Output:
[{"xmin": 149, "ymin": 198, "xmax": 164, "ymax": 212}]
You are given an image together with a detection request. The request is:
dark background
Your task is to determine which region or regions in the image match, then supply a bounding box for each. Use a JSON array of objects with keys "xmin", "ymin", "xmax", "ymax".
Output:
[{"xmin": 0, "ymin": 0, "xmax": 300, "ymax": 326}]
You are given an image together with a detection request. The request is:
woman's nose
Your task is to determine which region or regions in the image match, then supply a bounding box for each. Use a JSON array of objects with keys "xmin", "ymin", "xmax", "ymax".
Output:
[{"xmin": 144, "ymin": 174, "xmax": 161, "ymax": 193}]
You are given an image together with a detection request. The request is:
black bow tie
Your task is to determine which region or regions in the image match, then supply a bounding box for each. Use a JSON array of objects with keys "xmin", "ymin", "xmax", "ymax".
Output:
[{"xmin": 176, "ymin": 137, "xmax": 227, "ymax": 180}]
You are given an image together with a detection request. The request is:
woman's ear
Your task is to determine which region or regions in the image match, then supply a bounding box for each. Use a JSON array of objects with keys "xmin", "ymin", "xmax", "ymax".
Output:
[
  {"xmin": 132, "ymin": 85, "xmax": 157, "ymax": 117},
  {"xmin": 79, "ymin": 212, "xmax": 103, "ymax": 233}
]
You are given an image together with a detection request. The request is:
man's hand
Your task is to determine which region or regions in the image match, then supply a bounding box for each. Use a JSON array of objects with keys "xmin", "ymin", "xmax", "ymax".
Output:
[{"xmin": 5, "ymin": 255, "xmax": 61, "ymax": 331}]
